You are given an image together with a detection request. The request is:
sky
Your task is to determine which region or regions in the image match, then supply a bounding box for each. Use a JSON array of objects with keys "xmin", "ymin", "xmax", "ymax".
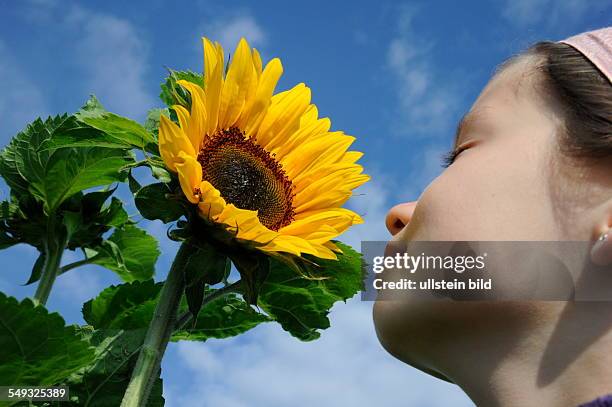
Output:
[{"xmin": 0, "ymin": 0, "xmax": 610, "ymax": 406}]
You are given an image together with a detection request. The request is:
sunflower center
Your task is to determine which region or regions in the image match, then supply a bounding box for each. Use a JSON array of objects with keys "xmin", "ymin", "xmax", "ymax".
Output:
[{"xmin": 197, "ymin": 127, "xmax": 295, "ymax": 231}]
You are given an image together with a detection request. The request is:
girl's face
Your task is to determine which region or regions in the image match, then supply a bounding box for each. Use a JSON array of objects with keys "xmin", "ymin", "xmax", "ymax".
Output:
[{"xmin": 372, "ymin": 56, "xmax": 610, "ymax": 380}]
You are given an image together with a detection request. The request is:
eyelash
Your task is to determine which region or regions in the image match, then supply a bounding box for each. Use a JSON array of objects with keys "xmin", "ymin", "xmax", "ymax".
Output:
[{"xmin": 440, "ymin": 145, "xmax": 469, "ymax": 168}]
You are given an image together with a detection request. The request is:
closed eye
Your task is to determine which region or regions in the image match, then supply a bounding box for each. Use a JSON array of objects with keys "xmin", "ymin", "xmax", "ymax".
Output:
[{"xmin": 440, "ymin": 143, "xmax": 471, "ymax": 168}]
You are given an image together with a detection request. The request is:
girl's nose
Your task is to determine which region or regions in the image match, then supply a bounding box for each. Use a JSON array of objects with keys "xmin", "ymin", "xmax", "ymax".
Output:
[{"xmin": 385, "ymin": 201, "xmax": 417, "ymax": 236}]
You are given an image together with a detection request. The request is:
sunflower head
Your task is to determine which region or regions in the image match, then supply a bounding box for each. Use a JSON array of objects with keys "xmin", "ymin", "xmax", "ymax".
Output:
[{"xmin": 159, "ymin": 37, "xmax": 369, "ymax": 261}]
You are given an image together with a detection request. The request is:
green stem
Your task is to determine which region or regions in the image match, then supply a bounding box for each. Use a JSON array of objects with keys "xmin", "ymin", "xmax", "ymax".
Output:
[
  {"xmin": 58, "ymin": 255, "xmax": 99, "ymax": 275},
  {"xmin": 33, "ymin": 228, "xmax": 66, "ymax": 306},
  {"xmin": 120, "ymin": 239, "xmax": 197, "ymax": 407}
]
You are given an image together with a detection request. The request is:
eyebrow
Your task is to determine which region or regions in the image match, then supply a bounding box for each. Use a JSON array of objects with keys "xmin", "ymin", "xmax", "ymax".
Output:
[{"xmin": 452, "ymin": 109, "xmax": 482, "ymax": 149}]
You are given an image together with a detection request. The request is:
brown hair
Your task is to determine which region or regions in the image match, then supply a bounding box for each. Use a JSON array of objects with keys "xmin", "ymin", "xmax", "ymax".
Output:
[
  {"xmin": 519, "ymin": 41, "xmax": 612, "ymax": 160},
  {"xmin": 495, "ymin": 41, "xmax": 612, "ymax": 160}
]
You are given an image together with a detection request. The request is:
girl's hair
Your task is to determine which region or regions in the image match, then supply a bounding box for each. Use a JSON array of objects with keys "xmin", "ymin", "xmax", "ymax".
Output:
[{"xmin": 513, "ymin": 42, "xmax": 612, "ymax": 160}]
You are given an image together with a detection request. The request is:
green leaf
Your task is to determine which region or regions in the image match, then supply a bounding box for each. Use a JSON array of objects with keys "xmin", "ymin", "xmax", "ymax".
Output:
[
  {"xmin": 0, "ymin": 293, "xmax": 95, "ymax": 391},
  {"xmin": 64, "ymin": 327, "xmax": 164, "ymax": 407},
  {"xmin": 82, "ymin": 280, "xmax": 161, "ymax": 330},
  {"xmin": 83, "ymin": 280, "xmax": 269, "ymax": 341},
  {"xmin": 150, "ymin": 164, "xmax": 172, "ymax": 183},
  {"xmin": 172, "ymin": 289, "xmax": 270, "ymax": 342},
  {"xmin": 45, "ymin": 96, "xmax": 159, "ymax": 155},
  {"xmin": 64, "ymin": 195, "xmax": 129, "ymax": 251},
  {"xmin": 32, "ymin": 147, "xmax": 133, "ymax": 212},
  {"xmin": 0, "ymin": 116, "xmax": 68, "ymax": 198},
  {"xmin": 134, "ymin": 183, "xmax": 185, "ymax": 223},
  {"xmin": 85, "ymin": 224, "xmax": 160, "ymax": 282},
  {"xmin": 257, "ymin": 241, "xmax": 366, "ymax": 341},
  {"xmin": 0, "ymin": 115, "xmax": 135, "ymax": 213}
]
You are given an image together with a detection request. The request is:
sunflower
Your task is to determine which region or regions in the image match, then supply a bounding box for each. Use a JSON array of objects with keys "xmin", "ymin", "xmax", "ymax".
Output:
[{"xmin": 158, "ymin": 37, "xmax": 369, "ymax": 260}]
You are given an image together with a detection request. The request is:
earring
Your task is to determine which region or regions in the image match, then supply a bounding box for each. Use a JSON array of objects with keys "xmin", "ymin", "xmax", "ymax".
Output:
[{"xmin": 591, "ymin": 229, "xmax": 611, "ymax": 266}]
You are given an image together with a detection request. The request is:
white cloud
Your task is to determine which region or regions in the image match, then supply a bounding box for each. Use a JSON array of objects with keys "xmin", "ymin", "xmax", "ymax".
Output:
[
  {"xmin": 204, "ymin": 14, "xmax": 266, "ymax": 52},
  {"xmin": 0, "ymin": 40, "xmax": 48, "ymax": 143},
  {"xmin": 67, "ymin": 6, "xmax": 155, "ymax": 120},
  {"xmin": 165, "ymin": 298, "xmax": 473, "ymax": 407},
  {"xmin": 502, "ymin": 0, "xmax": 595, "ymax": 28},
  {"xmin": 21, "ymin": 1, "xmax": 155, "ymax": 121},
  {"xmin": 386, "ymin": 7, "xmax": 458, "ymax": 137}
]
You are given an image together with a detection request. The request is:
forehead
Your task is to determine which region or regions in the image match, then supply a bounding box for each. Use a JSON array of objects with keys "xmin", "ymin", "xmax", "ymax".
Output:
[{"xmin": 474, "ymin": 56, "xmax": 540, "ymax": 109}]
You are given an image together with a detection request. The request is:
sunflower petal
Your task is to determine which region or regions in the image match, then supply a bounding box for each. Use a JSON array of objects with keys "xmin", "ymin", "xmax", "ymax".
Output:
[
  {"xmin": 240, "ymin": 58, "xmax": 283, "ymax": 137},
  {"xmin": 176, "ymin": 80, "xmax": 207, "ymax": 149},
  {"xmin": 201, "ymin": 37, "xmax": 225, "ymax": 136},
  {"xmin": 256, "ymin": 83, "xmax": 311, "ymax": 150},
  {"xmin": 175, "ymin": 152, "xmax": 202, "ymax": 204},
  {"xmin": 197, "ymin": 180, "xmax": 226, "ymax": 219},
  {"xmin": 219, "ymin": 38, "xmax": 254, "ymax": 129},
  {"xmin": 159, "ymin": 115, "xmax": 195, "ymax": 172}
]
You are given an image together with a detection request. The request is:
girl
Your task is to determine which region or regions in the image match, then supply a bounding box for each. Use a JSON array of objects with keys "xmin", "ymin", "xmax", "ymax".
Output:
[{"xmin": 373, "ymin": 27, "xmax": 612, "ymax": 407}]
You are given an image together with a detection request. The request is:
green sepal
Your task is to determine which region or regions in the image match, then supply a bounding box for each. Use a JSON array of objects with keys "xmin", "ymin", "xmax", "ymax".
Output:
[
  {"xmin": 183, "ymin": 240, "xmax": 228, "ymax": 324},
  {"xmin": 134, "ymin": 182, "xmax": 185, "ymax": 223},
  {"xmin": 128, "ymin": 171, "xmax": 142, "ymax": 194},
  {"xmin": 143, "ymin": 108, "xmax": 169, "ymax": 137},
  {"xmin": 160, "ymin": 70, "xmax": 203, "ymax": 107},
  {"xmin": 230, "ymin": 252, "xmax": 270, "ymax": 306},
  {"xmin": 24, "ymin": 252, "xmax": 46, "ymax": 286}
]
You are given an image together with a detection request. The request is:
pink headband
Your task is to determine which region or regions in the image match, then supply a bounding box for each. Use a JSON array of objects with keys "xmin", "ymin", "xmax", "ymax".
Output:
[{"xmin": 558, "ymin": 26, "xmax": 612, "ymax": 84}]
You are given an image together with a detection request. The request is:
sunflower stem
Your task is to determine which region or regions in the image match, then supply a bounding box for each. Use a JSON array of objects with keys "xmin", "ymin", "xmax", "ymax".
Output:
[
  {"xmin": 33, "ymin": 216, "xmax": 66, "ymax": 306},
  {"xmin": 57, "ymin": 256, "xmax": 98, "ymax": 275},
  {"xmin": 120, "ymin": 239, "xmax": 196, "ymax": 407}
]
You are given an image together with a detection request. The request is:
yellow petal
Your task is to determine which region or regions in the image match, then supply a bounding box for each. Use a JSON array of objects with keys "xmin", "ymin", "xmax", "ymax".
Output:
[
  {"xmin": 175, "ymin": 152, "xmax": 202, "ymax": 204},
  {"xmin": 203, "ymin": 37, "xmax": 223, "ymax": 89},
  {"xmin": 176, "ymin": 80, "xmax": 207, "ymax": 149},
  {"xmin": 172, "ymin": 104, "xmax": 191, "ymax": 135},
  {"xmin": 280, "ymin": 208, "xmax": 362, "ymax": 241},
  {"xmin": 282, "ymin": 132, "xmax": 355, "ymax": 178},
  {"xmin": 273, "ymin": 116, "xmax": 331, "ymax": 161},
  {"xmin": 205, "ymin": 55, "xmax": 224, "ymax": 136},
  {"xmin": 197, "ymin": 180, "xmax": 226, "ymax": 219},
  {"xmin": 256, "ymin": 83, "xmax": 311, "ymax": 150},
  {"xmin": 219, "ymin": 38, "xmax": 254, "ymax": 129},
  {"xmin": 252, "ymin": 48, "xmax": 263, "ymax": 78},
  {"xmin": 158, "ymin": 115, "xmax": 195, "ymax": 172},
  {"xmin": 240, "ymin": 58, "xmax": 283, "ymax": 136}
]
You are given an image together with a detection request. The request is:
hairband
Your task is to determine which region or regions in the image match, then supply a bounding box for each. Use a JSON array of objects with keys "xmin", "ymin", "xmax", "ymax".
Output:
[{"xmin": 558, "ymin": 26, "xmax": 612, "ymax": 84}]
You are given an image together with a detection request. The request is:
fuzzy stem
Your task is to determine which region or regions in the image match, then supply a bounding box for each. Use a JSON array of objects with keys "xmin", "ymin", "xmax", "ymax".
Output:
[
  {"xmin": 58, "ymin": 255, "xmax": 100, "ymax": 275},
  {"xmin": 120, "ymin": 239, "xmax": 195, "ymax": 407},
  {"xmin": 33, "ymin": 219, "xmax": 66, "ymax": 306}
]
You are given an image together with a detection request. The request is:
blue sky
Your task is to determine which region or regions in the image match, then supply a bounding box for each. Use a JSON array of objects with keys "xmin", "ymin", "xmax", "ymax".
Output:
[{"xmin": 0, "ymin": 0, "xmax": 610, "ymax": 405}]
